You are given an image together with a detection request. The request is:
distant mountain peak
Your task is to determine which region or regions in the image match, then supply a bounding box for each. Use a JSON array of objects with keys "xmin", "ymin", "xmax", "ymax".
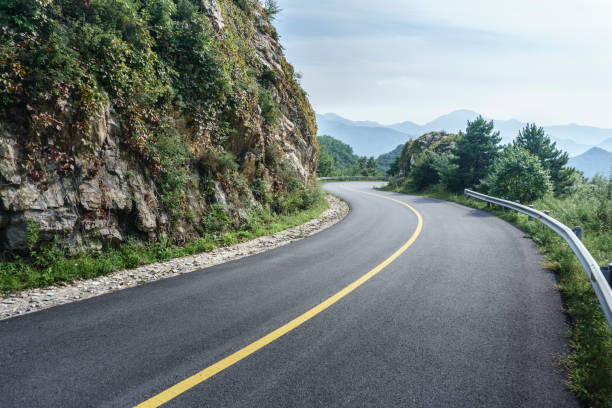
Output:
[
  {"xmin": 317, "ymin": 110, "xmax": 612, "ymax": 158},
  {"xmin": 567, "ymin": 147, "xmax": 612, "ymax": 178},
  {"xmin": 317, "ymin": 112, "xmax": 383, "ymax": 129},
  {"xmin": 447, "ymin": 109, "xmax": 480, "ymax": 115}
]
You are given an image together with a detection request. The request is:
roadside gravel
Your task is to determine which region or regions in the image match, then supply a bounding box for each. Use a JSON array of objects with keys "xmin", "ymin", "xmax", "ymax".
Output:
[{"xmin": 0, "ymin": 194, "xmax": 349, "ymax": 321}]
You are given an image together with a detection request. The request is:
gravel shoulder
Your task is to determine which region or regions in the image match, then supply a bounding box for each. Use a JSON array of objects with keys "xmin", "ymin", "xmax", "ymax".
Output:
[{"xmin": 0, "ymin": 195, "xmax": 349, "ymax": 321}]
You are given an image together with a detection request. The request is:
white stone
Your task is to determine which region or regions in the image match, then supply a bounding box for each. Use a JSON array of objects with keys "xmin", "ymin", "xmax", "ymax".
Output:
[{"xmin": 0, "ymin": 195, "xmax": 348, "ymax": 321}]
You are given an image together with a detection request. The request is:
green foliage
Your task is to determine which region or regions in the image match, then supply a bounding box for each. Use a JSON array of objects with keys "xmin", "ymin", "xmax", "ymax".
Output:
[
  {"xmin": 409, "ymin": 151, "xmax": 441, "ymax": 190},
  {"xmin": 153, "ymin": 127, "xmax": 194, "ymax": 219},
  {"xmin": 250, "ymin": 178, "xmax": 272, "ymax": 203},
  {"xmin": 0, "ymin": 188, "xmax": 329, "ymax": 293},
  {"xmin": 480, "ymin": 146, "xmax": 552, "ymax": 203},
  {"xmin": 377, "ymin": 144, "xmax": 403, "ymax": 175},
  {"xmin": 317, "ymin": 149, "xmax": 334, "ymax": 177},
  {"xmin": 0, "ymin": 0, "xmax": 321, "ymax": 263},
  {"xmin": 514, "ymin": 123, "xmax": 577, "ymax": 196},
  {"xmin": 261, "ymin": 0, "xmax": 281, "ymax": 21},
  {"xmin": 451, "ymin": 116, "xmax": 502, "ymax": 191},
  {"xmin": 203, "ymin": 203, "xmax": 230, "ymax": 232},
  {"xmin": 272, "ymin": 185, "xmax": 323, "ymax": 215},
  {"xmin": 386, "ymin": 131, "xmax": 458, "ymax": 191},
  {"xmin": 259, "ymin": 87, "xmax": 279, "ymax": 125},
  {"xmin": 0, "ymin": 0, "xmax": 315, "ymax": 219},
  {"xmin": 539, "ymin": 175, "xmax": 611, "ymax": 237},
  {"xmin": 199, "ymin": 149, "xmax": 239, "ymax": 176},
  {"xmin": 394, "ymin": 131, "xmax": 457, "ymax": 177},
  {"xmin": 433, "ymin": 152, "xmax": 459, "ymax": 189},
  {"xmin": 317, "ymin": 135, "xmax": 380, "ymax": 176},
  {"xmin": 25, "ymin": 219, "xmax": 39, "ymax": 251},
  {"xmin": 318, "ymin": 136, "xmax": 357, "ymax": 171}
]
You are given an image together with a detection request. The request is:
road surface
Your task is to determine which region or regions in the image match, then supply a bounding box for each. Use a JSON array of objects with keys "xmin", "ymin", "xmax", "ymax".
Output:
[{"xmin": 0, "ymin": 182, "xmax": 578, "ymax": 407}]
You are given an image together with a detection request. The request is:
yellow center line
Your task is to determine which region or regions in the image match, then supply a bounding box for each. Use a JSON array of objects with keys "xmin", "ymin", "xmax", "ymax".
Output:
[{"xmin": 134, "ymin": 188, "xmax": 423, "ymax": 408}]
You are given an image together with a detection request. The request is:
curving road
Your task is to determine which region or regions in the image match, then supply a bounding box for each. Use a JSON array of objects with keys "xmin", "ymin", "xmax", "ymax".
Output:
[{"xmin": 0, "ymin": 182, "xmax": 579, "ymax": 407}]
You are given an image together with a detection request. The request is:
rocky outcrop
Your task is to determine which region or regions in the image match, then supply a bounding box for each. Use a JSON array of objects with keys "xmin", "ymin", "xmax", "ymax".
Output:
[
  {"xmin": 0, "ymin": 0, "xmax": 318, "ymax": 253},
  {"xmin": 397, "ymin": 131, "xmax": 458, "ymax": 176}
]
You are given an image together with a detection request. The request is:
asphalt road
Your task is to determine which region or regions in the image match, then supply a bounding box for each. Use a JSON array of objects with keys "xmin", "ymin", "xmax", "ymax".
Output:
[{"xmin": 0, "ymin": 182, "xmax": 579, "ymax": 407}]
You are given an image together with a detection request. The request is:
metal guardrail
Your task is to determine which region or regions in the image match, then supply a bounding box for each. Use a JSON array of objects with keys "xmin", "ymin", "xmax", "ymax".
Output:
[
  {"xmin": 465, "ymin": 189, "xmax": 612, "ymax": 330},
  {"xmin": 318, "ymin": 176, "xmax": 389, "ymax": 181}
]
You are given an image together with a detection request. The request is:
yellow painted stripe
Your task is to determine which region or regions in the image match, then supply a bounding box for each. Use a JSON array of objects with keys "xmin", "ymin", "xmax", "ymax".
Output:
[{"xmin": 134, "ymin": 189, "xmax": 423, "ymax": 408}]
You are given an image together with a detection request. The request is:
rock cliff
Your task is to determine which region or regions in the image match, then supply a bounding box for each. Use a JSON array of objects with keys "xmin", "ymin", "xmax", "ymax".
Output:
[
  {"xmin": 397, "ymin": 131, "xmax": 458, "ymax": 176},
  {"xmin": 0, "ymin": 0, "xmax": 317, "ymax": 252}
]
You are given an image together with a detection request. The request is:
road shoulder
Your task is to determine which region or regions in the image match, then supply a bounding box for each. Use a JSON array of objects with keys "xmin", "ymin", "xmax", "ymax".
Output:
[{"xmin": 0, "ymin": 195, "xmax": 349, "ymax": 321}]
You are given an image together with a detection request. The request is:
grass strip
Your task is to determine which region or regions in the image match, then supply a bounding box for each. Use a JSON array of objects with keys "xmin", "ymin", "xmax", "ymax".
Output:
[{"xmin": 0, "ymin": 195, "xmax": 330, "ymax": 294}]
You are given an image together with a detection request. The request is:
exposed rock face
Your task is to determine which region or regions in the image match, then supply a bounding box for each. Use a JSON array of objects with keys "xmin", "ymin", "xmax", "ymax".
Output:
[
  {"xmin": 398, "ymin": 131, "xmax": 458, "ymax": 176},
  {"xmin": 0, "ymin": 0, "xmax": 317, "ymax": 252}
]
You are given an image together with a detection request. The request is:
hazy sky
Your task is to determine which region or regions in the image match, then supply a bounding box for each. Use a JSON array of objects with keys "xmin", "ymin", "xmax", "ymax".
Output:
[{"xmin": 274, "ymin": 0, "xmax": 612, "ymax": 127}]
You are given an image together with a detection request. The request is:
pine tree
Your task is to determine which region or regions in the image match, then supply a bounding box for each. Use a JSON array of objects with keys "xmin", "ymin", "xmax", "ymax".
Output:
[
  {"xmin": 513, "ymin": 123, "xmax": 575, "ymax": 196},
  {"xmin": 262, "ymin": 0, "xmax": 282, "ymax": 21},
  {"xmin": 317, "ymin": 150, "xmax": 334, "ymax": 177},
  {"xmin": 451, "ymin": 116, "xmax": 502, "ymax": 191}
]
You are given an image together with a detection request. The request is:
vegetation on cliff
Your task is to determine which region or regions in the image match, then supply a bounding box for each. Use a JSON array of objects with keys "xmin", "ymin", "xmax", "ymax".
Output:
[
  {"xmin": 0, "ymin": 0, "xmax": 328, "ymax": 293},
  {"xmin": 0, "ymin": 0, "xmax": 319, "ymax": 257}
]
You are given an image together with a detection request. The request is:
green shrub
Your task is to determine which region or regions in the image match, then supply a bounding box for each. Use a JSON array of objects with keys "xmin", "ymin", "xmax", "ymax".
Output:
[
  {"xmin": 480, "ymin": 146, "xmax": 551, "ymax": 203},
  {"xmin": 199, "ymin": 149, "xmax": 239, "ymax": 176},
  {"xmin": 409, "ymin": 151, "xmax": 440, "ymax": 190},
  {"xmin": 25, "ymin": 219, "xmax": 39, "ymax": 250},
  {"xmin": 262, "ymin": 0, "xmax": 282, "ymax": 21},
  {"xmin": 259, "ymin": 87, "xmax": 279, "ymax": 125},
  {"xmin": 0, "ymin": 189, "xmax": 328, "ymax": 294},
  {"xmin": 203, "ymin": 203, "xmax": 230, "ymax": 233}
]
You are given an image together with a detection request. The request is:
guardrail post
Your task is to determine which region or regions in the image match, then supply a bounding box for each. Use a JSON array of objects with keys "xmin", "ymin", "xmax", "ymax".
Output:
[
  {"xmin": 601, "ymin": 264, "xmax": 612, "ymax": 286},
  {"xmin": 544, "ymin": 211, "xmax": 550, "ymax": 216},
  {"xmin": 528, "ymin": 205, "xmax": 534, "ymax": 221},
  {"xmin": 573, "ymin": 226, "xmax": 583, "ymax": 241}
]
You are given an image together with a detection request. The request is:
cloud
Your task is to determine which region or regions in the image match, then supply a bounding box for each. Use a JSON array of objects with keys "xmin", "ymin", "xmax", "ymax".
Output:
[{"xmin": 275, "ymin": 0, "xmax": 612, "ymax": 128}]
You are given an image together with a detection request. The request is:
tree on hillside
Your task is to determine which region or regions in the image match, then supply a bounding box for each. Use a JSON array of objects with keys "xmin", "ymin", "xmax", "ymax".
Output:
[
  {"xmin": 388, "ymin": 156, "xmax": 400, "ymax": 176},
  {"xmin": 262, "ymin": 0, "xmax": 281, "ymax": 21},
  {"xmin": 451, "ymin": 116, "xmax": 502, "ymax": 191},
  {"xmin": 317, "ymin": 149, "xmax": 334, "ymax": 177},
  {"xmin": 410, "ymin": 151, "xmax": 440, "ymax": 190},
  {"xmin": 513, "ymin": 123, "xmax": 576, "ymax": 196},
  {"xmin": 317, "ymin": 136, "xmax": 380, "ymax": 176},
  {"xmin": 480, "ymin": 146, "xmax": 551, "ymax": 203},
  {"xmin": 366, "ymin": 157, "xmax": 378, "ymax": 176},
  {"xmin": 318, "ymin": 136, "xmax": 357, "ymax": 170}
]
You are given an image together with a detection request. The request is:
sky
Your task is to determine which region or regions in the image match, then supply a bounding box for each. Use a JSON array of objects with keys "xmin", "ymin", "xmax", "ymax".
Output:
[{"xmin": 273, "ymin": 0, "xmax": 612, "ymax": 128}]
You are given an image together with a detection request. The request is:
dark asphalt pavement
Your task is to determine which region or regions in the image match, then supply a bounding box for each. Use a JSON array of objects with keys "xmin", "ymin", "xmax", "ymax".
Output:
[{"xmin": 0, "ymin": 182, "xmax": 579, "ymax": 407}]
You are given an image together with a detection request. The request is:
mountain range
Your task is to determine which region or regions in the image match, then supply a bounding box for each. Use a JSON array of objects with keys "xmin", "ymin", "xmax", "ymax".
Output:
[
  {"xmin": 567, "ymin": 148, "xmax": 612, "ymax": 178},
  {"xmin": 316, "ymin": 110, "xmax": 612, "ymax": 158}
]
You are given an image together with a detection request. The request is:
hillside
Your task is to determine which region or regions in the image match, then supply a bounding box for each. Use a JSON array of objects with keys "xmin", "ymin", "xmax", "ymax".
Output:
[
  {"xmin": 316, "ymin": 113, "xmax": 412, "ymax": 157},
  {"xmin": 567, "ymin": 147, "xmax": 612, "ymax": 178},
  {"xmin": 377, "ymin": 144, "xmax": 403, "ymax": 174},
  {"xmin": 0, "ymin": 0, "xmax": 317, "ymax": 252},
  {"xmin": 317, "ymin": 135, "xmax": 378, "ymax": 177}
]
